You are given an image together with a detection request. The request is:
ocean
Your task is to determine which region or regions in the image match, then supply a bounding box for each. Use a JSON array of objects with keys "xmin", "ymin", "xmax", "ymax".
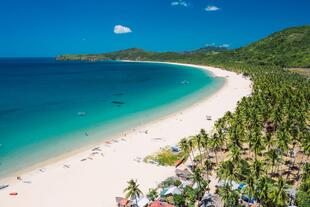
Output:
[{"xmin": 0, "ymin": 59, "xmax": 224, "ymax": 177}]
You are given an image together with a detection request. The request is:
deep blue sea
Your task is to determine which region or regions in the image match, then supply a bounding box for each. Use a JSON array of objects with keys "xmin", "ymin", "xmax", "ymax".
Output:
[{"xmin": 0, "ymin": 58, "xmax": 224, "ymax": 177}]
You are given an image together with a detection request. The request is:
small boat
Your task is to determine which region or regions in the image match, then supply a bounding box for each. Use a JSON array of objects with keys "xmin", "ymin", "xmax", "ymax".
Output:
[
  {"xmin": 111, "ymin": 101, "xmax": 125, "ymax": 105},
  {"xmin": 9, "ymin": 192, "xmax": 18, "ymax": 196},
  {"xmin": 181, "ymin": 80, "xmax": 190, "ymax": 85},
  {"xmin": 0, "ymin": 184, "xmax": 9, "ymax": 190},
  {"xmin": 77, "ymin": 112, "xmax": 86, "ymax": 116}
]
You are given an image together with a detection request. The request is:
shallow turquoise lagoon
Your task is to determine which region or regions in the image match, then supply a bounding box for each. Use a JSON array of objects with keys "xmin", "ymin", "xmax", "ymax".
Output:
[{"xmin": 0, "ymin": 59, "xmax": 224, "ymax": 177}]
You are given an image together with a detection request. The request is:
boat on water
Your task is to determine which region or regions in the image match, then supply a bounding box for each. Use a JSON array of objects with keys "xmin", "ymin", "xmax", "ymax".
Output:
[
  {"xmin": 77, "ymin": 112, "xmax": 86, "ymax": 116},
  {"xmin": 181, "ymin": 80, "xmax": 190, "ymax": 85}
]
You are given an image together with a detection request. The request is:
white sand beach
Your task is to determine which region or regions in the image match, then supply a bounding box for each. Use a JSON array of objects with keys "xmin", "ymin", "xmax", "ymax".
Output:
[{"xmin": 0, "ymin": 63, "xmax": 252, "ymax": 207}]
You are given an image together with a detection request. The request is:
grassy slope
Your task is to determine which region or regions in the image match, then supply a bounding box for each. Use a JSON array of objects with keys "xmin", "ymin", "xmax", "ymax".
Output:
[{"xmin": 232, "ymin": 26, "xmax": 310, "ymax": 67}]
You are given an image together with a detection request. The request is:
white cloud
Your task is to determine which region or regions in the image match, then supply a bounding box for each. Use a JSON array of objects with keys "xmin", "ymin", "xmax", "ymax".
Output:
[
  {"xmin": 205, "ymin": 43, "xmax": 215, "ymax": 46},
  {"xmin": 171, "ymin": 0, "xmax": 189, "ymax": 7},
  {"xmin": 220, "ymin": 44, "xmax": 230, "ymax": 48},
  {"xmin": 114, "ymin": 25, "xmax": 132, "ymax": 34},
  {"xmin": 205, "ymin": 5, "xmax": 220, "ymax": 11},
  {"xmin": 205, "ymin": 43, "xmax": 230, "ymax": 48}
]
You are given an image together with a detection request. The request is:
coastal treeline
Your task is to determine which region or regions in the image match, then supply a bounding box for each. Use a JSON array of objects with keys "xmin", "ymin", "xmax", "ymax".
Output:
[{"xmin": 175, "ymin": 63, "xmax": 309, "ymax": 206}]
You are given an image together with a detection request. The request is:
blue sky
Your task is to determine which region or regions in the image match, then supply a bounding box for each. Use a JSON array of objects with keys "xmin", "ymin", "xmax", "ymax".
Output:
[{"xmin": 0, "ymin": 0, "xmax": 309, "ymax": 57}]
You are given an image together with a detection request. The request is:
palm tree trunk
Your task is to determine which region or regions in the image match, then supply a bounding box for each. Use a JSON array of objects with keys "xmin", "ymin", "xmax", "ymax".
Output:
[
  {"xmin": 191, "ymin": 150, "xmax": 195, "ymax": 165},
  {"xmin": 297, "ymin": 153, "xmax": 305, "ymax": 179},
  {"xmin": 198, "ymin": 145, "xmax": 203, "ymax": 166},
  {"xmin": 188, "ymin": 153, "xmax": 194, "ymax": 164}
]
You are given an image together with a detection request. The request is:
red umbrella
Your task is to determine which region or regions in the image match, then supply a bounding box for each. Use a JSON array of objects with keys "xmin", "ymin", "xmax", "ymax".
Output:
[{"xmin": 119, "ymin": 198, "xmax": 129, "ymax": 206}]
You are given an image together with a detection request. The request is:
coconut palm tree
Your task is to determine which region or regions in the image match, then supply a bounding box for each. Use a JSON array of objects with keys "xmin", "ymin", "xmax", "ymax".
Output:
[
  {"xmin": 272, "ymin": 177, "xmax": 289, "ymax": 207},
  {"xmin": 218, "ymin": 183, "xmax": 240, "ymax": 207},
  {"xmin": 179, "ymin": 138, "xmax": 192, "ymax": 163},
  {"xmin": 300, "ymin": 137, "xmax": 310, "ymax": 165},
  {"xmin": 252, "ymin": 158, "xmax": 265, "ymax": 179},
  {"xmin": 217, "ymin": 160, "xmax": 238, "ymax": 183},
  {"xmin": 266, "ymin": 148, "xmax": 282, "ymax": 175},
  {"xmin": 256, "ymin": 176, "xmax": 272, "ymax": 206},
  {"xmin": 210, "ymin": 133, "xmax": 223, "ymax": 164},
  {"xmin": 187, "ymin": 137, "xmax": 196, "ymax": 162},
  {"xmin": 147, "ymin": 188, "xmax": 158, "ymax": 201},
  {"xmin": 276, "ymin": 129, "xmax": 290, "ymax": 155},
  {"xmin": 190, "ymin": 168, "xmax": 209, "ymax": 199},
  {"xmin": 243, "ymin": 173, "xmax": 256, "ymax": 205},
  {"xmin": 194, "ymin": 132, "xmax": 204, "ymax": 166},
  {"xmin": 123, "ymin": 179, "xmax": 143, "ymax": 204},
  {"xmin": 298, "ymin": 136, "xmax": 310, "ymax": 176},
  {"xmin": 229, "ymin": 145, "xmax": 241, "ymax": 164},
  {"xmin": 200, "ymin": 129, "xmax": 210, "ymax": 162},
  {"xmin": 250, "ymin": 128, "xmax": 264, "ymax": 159}
]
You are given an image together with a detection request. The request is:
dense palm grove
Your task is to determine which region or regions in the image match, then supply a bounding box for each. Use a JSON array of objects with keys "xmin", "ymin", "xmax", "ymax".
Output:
[{"xmin": 175, "ymin": 63, "xmax": 310, "ymax": 206}]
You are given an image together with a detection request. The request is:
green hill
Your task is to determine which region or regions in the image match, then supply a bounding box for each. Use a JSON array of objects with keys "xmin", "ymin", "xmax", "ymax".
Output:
[
  {"xmin": 231, "ymin": 26, "xmax": 310, "ymax": 67},
  {"xmin": 57, "ymin": 25, "xmax": 310, "ymax": 68}
]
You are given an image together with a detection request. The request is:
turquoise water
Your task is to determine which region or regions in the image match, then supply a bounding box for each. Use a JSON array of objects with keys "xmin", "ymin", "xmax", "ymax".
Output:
[{"xmin": 0, "ymin": 59, "xmax": 224, "ymax": 177}]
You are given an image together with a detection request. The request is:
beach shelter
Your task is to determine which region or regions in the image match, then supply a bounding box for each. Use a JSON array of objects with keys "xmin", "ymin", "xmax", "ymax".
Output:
[
  {"xmin": 238, "ymin": 183, "xmax": 247, "ymax": 190},
  {"xmin": 217, "ymin": 180, "xmax": 240, "ymax": 190},
  {"xmin": 137, "ymin": 196, "xmax": 150, "ymax": 207},
  {"xmin": 200, "ymin": 193, "xmax": 222, "ymax": 207},
  {"xmin": 164, "ymin": 186, "xmax": 181, "ymax": 196},
  {"xmin": 119, "ymin": 199, "xmax": 128, "ymax": 206},
  {"xmin": 159, "ymin": 188, "xmax": 169, "ymax": 196},
  {"xmin": 115, "ymin": 197, "xmax": 130, "ymax": 207},
  {"xmin": 160, "ymin": 186, "xmax": 181, "ymax": 196},
  {"xmin": 180, "ymin": 180, "xmax": 191, "ymax": 188},
  {"xmin": 171, "ymin": 146, "xmax": 180, "ymax": 152},
  {"xmin": 200, "ymin": 195, "xmax": 213, "ymax": 207},
  {"xmin": 175, "ymin": 168, "xmax": 191, "ymax": 179}
]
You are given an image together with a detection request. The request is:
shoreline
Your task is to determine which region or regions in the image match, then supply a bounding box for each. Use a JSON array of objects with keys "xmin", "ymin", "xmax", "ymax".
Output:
[
  {"xmin": 0, "ymin": 61, "xmax": 223, "ymax": 182},
  {"xmin": 0, "ymin": 62, "xmax": 252, "ymax": 207}
]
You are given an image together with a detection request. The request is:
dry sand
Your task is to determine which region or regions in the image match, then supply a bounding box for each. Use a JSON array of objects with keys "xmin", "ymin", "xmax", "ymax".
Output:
[{"xmin": 0, "ymin": 62, "xmax": 252, "ymax": 207}]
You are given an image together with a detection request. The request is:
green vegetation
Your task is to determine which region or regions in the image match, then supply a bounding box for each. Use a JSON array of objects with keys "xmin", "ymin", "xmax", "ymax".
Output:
[
  {"xmin": 296, "ymin": 164, "xmax": 310, "ymax": 207},
  {"xmin": 61, "ymin": 25, "xmax": 310, "ymax": 206},
  {"xmin": 123, "ymin": 179, "xmax": 143, "ymax": 204},
  {"xmin": 144, "ymin": 146, "xmax": 184, "ymax": 166},
  {"xmin": 232, "ymin": 26, "xmax": 310, "ymax": 67}
]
